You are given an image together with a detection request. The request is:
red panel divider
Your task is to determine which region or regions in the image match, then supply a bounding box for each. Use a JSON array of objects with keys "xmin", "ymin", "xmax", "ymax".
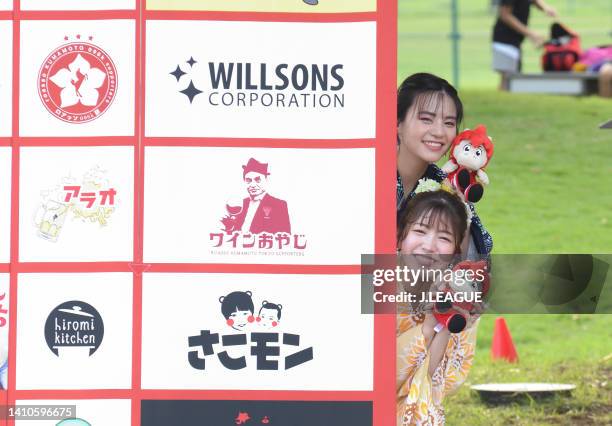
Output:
[{"xmin": 3, "ymin": 2, "xmax": 396, "ymax": 424}]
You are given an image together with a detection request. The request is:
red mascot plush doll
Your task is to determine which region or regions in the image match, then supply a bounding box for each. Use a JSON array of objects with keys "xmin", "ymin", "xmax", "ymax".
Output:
[
  {"xmin": 434, "ymin": 260, "xmax": 490, "ymax": 333},
  {"xmin": 442, "ymin": 125, "xmax": 494, "ymax": 203}
]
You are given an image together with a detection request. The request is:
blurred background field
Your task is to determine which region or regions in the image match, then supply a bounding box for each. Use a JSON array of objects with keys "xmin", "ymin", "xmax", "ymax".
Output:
[
  {"xmin": 397, "ymin": 1, "xmax": 612, "ymax": 424},
  {"xmin": 398, "ymin": 1, "xmax": 612, "ymax": 254},
  {"xmin": 398, "ymin": 0, "xmax": 612, "ymax": 88}
]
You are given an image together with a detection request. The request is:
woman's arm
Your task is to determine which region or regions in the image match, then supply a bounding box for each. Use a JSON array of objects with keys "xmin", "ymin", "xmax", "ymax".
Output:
[
  {"xmin": 498, "ymin": 5, "xmax": 544, "ymax": 47},
  {"xmin": 427, "ymin": 327, "xmax": 451, "ymax": 378},
  {"xmin": 533, "ymin": 0, "xmax": 558, "ymax": 17}
]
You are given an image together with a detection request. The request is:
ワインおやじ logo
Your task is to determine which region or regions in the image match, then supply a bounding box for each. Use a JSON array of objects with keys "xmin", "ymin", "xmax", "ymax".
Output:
[
  {"xmin": 34, "ymin": 165, "xmax": 118, "ymax": 242},
  {"xmin": 45, "ymin": 300, "xmax": 104, "ymax": 358},
  {"xmin": 210, "ymin": 158, "xmax": 307, "ymax": 254},
  {"xmin": 187, "ymin": 290, "xmax": 313, "ymax": 371},
  {"xmin": 38, "ymin": 35, "xmax": 117, "ymax": 123}
]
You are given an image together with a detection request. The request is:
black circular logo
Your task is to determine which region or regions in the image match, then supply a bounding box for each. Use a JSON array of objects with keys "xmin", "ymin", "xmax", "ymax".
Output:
[{"xmin": 45, "ymin": 301, "xmax": 104, "ymax": 357}]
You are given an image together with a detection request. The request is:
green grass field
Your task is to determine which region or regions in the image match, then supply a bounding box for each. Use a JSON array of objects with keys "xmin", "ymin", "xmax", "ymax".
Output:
[
  {"xmin": 398, "ymin": 1, "xmax": 612, "ymax": 424},
  {"xmin": 447, "ymin": 314, "xmax": 612, "ymax": 426},
  {"xmin": 398, "ymin": 0, "xmax": 612, "ymax": 89}
]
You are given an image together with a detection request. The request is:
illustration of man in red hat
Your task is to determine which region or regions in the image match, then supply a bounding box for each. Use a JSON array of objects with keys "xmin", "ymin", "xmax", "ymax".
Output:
[{"xmin": 231, "ymin": 158, "xmax": 291, "ymax": 235}]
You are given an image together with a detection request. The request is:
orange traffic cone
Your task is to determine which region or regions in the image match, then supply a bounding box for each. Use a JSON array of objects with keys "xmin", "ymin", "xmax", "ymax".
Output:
[{"xmin": 491, "ymin": 316, "xmax": 518, "ymax": 363}]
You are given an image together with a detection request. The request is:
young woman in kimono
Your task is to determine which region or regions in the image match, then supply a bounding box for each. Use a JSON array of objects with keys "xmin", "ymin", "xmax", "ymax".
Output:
[{"xmin": 396, "ymin": 73, "xmax": 492, "ymax": 425}]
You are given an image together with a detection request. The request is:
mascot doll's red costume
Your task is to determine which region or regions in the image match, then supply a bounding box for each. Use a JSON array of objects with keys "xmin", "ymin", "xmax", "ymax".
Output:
[
  {"xmin": 442, "ymin": 125, "xmax": 494, "ymax": 203},
  {"xmin": 434, "ymin": 260, "xmax": 490, "ymax": 333}
]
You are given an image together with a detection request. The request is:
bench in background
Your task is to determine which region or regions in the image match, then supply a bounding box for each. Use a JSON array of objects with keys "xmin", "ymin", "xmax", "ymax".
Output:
[{"xmin": 508, "ymin": 72, "xmax": 599, "ymax": 95}]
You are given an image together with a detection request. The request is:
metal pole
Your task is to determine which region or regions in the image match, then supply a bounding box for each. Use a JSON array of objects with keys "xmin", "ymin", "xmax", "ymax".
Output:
[{"xmin": 450, "ymin": 0, "xmax": 460, "ymax": 88}]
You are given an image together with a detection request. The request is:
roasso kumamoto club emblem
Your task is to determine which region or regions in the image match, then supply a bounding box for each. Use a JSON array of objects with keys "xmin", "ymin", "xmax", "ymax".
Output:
[{"xmin": 38, "ymin": 36, "xmax": 117, "ymax": 123}]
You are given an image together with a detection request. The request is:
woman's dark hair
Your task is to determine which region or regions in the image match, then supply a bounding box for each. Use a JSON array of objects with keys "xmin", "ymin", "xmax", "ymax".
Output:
[
  {"xmin": 219, "ymin": 291, "xmax": 254, "ymax": 319},
  {"xmin": 397, "ymin": 190, "xmax": 468, "ymax": 253},
  {"xmin": 397, "ymin": 73, "xmax": 463, "ymax": 129}
]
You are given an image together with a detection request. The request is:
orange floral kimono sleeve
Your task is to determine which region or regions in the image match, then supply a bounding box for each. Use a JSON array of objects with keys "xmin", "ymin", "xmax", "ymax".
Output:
[{"xmin": 396, "ymin": 314, "xmax": 479, "ymax": 426}]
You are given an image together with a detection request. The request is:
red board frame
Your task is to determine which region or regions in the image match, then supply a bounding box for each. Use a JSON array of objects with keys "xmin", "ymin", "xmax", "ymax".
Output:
[{"xmin": 4, "ymin": 1, "xmax": 397, "ymax": 424}]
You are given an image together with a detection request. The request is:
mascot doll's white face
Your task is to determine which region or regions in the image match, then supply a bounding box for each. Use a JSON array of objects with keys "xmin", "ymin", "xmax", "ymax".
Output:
[{"xmin": 452, "ymin": 140, "xmax": 488, "ymax": 171}]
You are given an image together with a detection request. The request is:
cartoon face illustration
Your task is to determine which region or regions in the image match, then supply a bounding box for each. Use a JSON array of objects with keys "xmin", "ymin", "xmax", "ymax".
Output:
[
  {"xmin": 244, "ymin": 171, "xmax": 268, "ymax": 199},
  {"xmin": 219, "ymin": 291, "xmax": 255, "ymax": 331},
  {"xmin": 257, "ymin": 301, "xmax": 282, "ymax": 329},
  {"xmin": 451, "ymin": 140, "xmax": 488, "ymax": 171}
]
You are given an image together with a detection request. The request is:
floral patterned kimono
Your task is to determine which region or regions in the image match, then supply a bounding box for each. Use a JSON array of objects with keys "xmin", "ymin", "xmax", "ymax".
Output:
[
  {"xmin": 396, "ymin": 164, "xmax": 490, "ymax": 425},
  {"xmin": 396, "ymin": 312, "xmax": 479, "ymax": 426}
]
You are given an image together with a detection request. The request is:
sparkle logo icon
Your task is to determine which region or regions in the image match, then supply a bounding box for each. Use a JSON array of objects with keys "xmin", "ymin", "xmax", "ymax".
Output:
[
  {"xmin": 38, "ymin": 36, "xmax": 118, "ymax": 123},
  {"xmin": 170, "ymin": 56, "xmax": 202, "ymax": 104}
]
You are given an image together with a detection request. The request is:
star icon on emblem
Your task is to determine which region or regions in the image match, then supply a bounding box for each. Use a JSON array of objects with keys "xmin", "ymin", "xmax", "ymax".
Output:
[
  {"xmin": 179, "ymin": 80, "xmax": 202, "ymax": 104},
  {"xmin": 186, "ymin": 56, "xmax": 197, "ymax": 67},
  {"xmin": 169, "ymin": 65, "xmax": 187, "ymax": 82}
]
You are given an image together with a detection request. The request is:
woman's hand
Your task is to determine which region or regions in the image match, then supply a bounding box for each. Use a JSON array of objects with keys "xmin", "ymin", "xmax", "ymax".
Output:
[
  {"xmin": 534, "ymin": 0, "xmax": 558, "ymax": 18},
  {"xmin": 527, "ymin": 31, "xmax": 546, "ymax": 48},
  {"xmin": 453, "ymin": 302, "xmax": 486, "ymax": 329}
]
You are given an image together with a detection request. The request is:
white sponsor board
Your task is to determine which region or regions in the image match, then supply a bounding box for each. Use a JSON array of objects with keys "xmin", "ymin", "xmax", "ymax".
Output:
[
  {"xmin": 0, "ymin": 274, "xmax": 8, "ymax": 391},
  {"xmin": 19, "ymin": 146, "xmax": 134, "ymax": 262},
  {"xmin": 0, "ymin": 147, "xmax": 10, "ymax": 262},
  {"xmin": 141, "ymin": 273, "xmax": 373, "ymax": 390},
  {"xmin": 16, "ymin": 273, "xmax": 133, "ymax": 390},
  {"xmin": 19, "ymin": 20, "xmax": 135, "ymax": 136},
  {"xmin": 146, "ymin": 20, "xmax": 376, "ymax": 139},
  {"xmin": 143, "ymin": 147, "xmax": 375, "ymax": 264},
  {"xmin": 0, "ymin": 20, "xmax": 12, "ymax": 136},
  {"xmin": 16, "ymin": 399, "xmax": 131, "ymax": 426},
  {"xmin": 21, "ymin": 0, "xmax": 135, "ymax": 10}
]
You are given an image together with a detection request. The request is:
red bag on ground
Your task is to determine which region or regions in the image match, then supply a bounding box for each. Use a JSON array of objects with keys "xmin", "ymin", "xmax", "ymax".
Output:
[{"xmin": 541, "ymin": 22, "xmax": 582, "ymax": 71}]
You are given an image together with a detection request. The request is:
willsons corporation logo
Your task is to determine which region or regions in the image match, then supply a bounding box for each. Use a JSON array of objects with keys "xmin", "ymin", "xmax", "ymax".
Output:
[{"xmin": 170, "ymin": 56, "xmax": 345, "ymax": 109}]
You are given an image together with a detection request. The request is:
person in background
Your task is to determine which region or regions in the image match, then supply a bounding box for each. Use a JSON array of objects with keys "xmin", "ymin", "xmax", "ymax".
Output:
[
  {"xmin": 492, "ymin": 0, "xmax": 558, "ymax": 90},
  {"xmin": 598, "ymin": 63, "xmax": 612, "ymax": 97}
]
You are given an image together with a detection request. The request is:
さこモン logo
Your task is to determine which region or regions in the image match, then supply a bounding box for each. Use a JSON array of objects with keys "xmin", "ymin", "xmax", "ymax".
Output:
[{"xmin": 188, "ymin": 290, "xmax": 313, "ymax": 371}]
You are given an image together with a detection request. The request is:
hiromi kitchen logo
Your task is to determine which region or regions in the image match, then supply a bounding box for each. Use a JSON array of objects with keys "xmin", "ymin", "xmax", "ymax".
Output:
[
  {"xmin": 170, "ymin": 56, "xmax": 345, "ymax": 109},
  {"xmin": 44, "ymin": 300, "xmax": 104, "ymax": 357}
]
